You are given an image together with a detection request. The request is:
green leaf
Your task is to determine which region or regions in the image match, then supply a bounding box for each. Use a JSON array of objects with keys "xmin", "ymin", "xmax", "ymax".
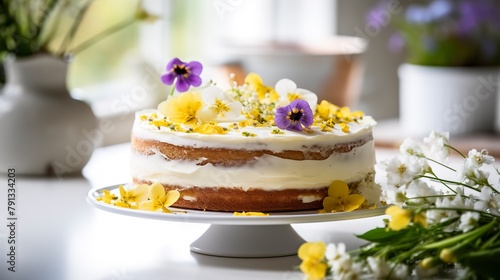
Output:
[
  {"xmin": 460, "ymin": 247, "xmax": 500, "ymax": 279},
  {"xmin": 356, "ymin": 227, "xmax": 410, "ymax": 243}
]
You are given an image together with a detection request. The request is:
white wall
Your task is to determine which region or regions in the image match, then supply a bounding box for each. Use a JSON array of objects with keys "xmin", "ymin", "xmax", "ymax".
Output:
[{"xmin": 336, "ymin": 0, "xmax": 404, "ymax": 120}]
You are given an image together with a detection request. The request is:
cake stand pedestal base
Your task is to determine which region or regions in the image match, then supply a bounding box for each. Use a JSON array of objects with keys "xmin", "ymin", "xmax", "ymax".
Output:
[{"xmin": 190, "ymin": 224, "xmax": 305, "ymax": 258}]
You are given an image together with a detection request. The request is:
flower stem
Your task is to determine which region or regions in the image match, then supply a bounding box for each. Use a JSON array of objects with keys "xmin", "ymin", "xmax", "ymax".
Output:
[
  {"xmin": 419, "ymin": 175, "xmax": 479, "ymax": 192},
  {"xmin": 170, "ymin": 85, "xmax": 175, "ymax": 96},
  {"xmin": 56, "ymin": 0, "xmax": 93, "ymax": 56},
  {"xmin": 480, "ymin": 231, "xmax": 500, "ymax": 250},
  {"xmin": 421, "ymin": 172, "xmax": 456, "ymax": 194},
  {"xmin": 429, "ymin": 207, "xmax": 500, "ymax": 219},
  {"xmin": 422, "ymin": 220, "xmax": 496, "ymax": 250},
  {"xmin": 69, "ymin": 16, "xmax": 136, "ymax": 55},
  {"xmin": 445, "ymin": 144, "xmax": 465, "ymax": 158},
  {"xmin": 423, "ymin": 156, "xmax": 456, "ymax": 172}
]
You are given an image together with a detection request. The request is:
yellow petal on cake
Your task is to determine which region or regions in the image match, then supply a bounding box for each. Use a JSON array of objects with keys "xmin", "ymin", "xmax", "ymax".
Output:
[
  {"xmin": 233, "ymin": 211, "xmax": 269, "ymax": 217},
  {"xmin": 96, "ymin": 189, "xmax": 116, "ymax": 204},
  {"xmin": 138, "ymin": 200, "xmax": 156, "ymax": 211},
  {"xmin": 323, "ymin": 180, "xmax": 365, "ymax": 213},
  {"xmin": 148, "ymin": 183, "xmax": 167, "ymax": 200},
  {"xmin": 328, "ymin": 180, "xmax": 349, "ymax": 198},
  {"xmin": 322, "ymin": 197, "xmax": 344, "ymax": 213},
  {"xmin": 158, "ymin": 91, "xmax": 203, "ymax": 124},
  {"xmin": 345, "ymin": 194, "xmax": 365, "ymax": 212},
  {"xmin": 164, "ymin": 190, "xmax": 180, "ymax": 207},
  {"xmin": 340, "ymin": 123, "xmax": 350, "ymax": 133},
  {"xmin": 193, "ymin": 122, "xmax": 226, "ymax": 134}
]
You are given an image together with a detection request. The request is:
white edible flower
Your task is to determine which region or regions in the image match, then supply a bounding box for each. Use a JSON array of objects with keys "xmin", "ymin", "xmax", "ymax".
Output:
[
  {"xmin": 198, "ymin": 86, "xmax": 243, "ymax": 123},
  {"xmin": 381, "ymin": 184, "xmax": 407, "ymax": 206},
  {"xmin": 457, "ymin": 211, "xmax": 480, "ymax": 232},
  {"xmin": 400, "ymin": 137, "xmax": 424, "ymax": 157},
  {"xmin": 326, "ymin": 243, "xmax": 354, "ymax": 277},
  {"xmin": 405, "ymin": 180, "xmax": 439, "ymax": 204},
  {"xmin": 466, "ymin": 149, "xmax": 495, "ymax": 168},
  {"xmin": 325, "ymin": 243, "xmax": 347, "ymax": 263},
  {"xmin": 427, "ymin": 197, "xmax": 460, "ymax": 231},
  {"xmin": 274, "ymin": 78, "xmax": 318, "ymax": 112},
  {"xmin": 336, "ymin": 262, "xmax": 362, "ymax": 280},
  {"xmin": 457, "ymin": 159, "xmax": 490, "ymax": 185},
  {"xmin": 330, "ymin": 255, "xmax": 353, "ymax": 278},
  {"xmin": 367, "ymin": 257, "xmax": 391, "ymax": 278},
  {"xmin": 423, "ymin": 130, "xmax": 450, "ymax": 162},
  {"xmin": 392, "ymin": 262, "xmax": 410, "ymax": 280},
  {"xmin": 379, "ymin": 156, "xmax": 427, "ymax": 187},
  {"xmin": 473, "ymin": 187, "xmax": 500, "ymax": 215}
]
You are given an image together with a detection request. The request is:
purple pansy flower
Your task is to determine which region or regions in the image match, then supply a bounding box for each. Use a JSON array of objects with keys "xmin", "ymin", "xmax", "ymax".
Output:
[
  {"xmin": 274, "ymin": 99, "xmax": 314, "ymax": 131},
  {"xmin": 161, "ymin": 58, "xmax": 203, "ymax": 92}
]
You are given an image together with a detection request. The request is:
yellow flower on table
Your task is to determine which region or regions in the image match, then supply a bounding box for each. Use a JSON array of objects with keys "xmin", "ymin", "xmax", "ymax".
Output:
[
  {"xmin": 385, "ymin": 205, "xmax": 411, "ymax": 231},
  {"xmin": 298, "ymin": 242, "xmax": 328, "ymax": 280},
  {"xmin": 385, "ymin": 205, "xmax": 427, "ymax": 231},
  {"xmin": 413, "ymin": 210, "xmax": 428, "ymax": 228},
  {"xmin": 158, "ymin": 91, "xmax": 203, "ymax": 125},
  {"xmin": 139, "ymin": 183, "xmax": 180, "ymax": 213},
  {"xmin": 322, "ymin": 180, "xmax": 365, "ymax": 213}
]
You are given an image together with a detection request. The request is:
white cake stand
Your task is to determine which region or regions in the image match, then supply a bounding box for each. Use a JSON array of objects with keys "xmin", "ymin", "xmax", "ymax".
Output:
[{"xmin": 88, "ymin": 184, "xmax": 385, "ymax": 258}]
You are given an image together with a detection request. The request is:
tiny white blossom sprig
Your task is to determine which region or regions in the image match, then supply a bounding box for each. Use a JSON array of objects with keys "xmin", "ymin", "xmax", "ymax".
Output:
[{"xmin": 299, "ymin": 130, "xmax": 500, "ymax": 279}]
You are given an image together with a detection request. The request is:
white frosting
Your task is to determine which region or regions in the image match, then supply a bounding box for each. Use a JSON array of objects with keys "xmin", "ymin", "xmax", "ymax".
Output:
[
  {"xmin": 132, "ymin": 110, "xmax": 376, "ymax": 152},
  {"xmin": 131, "ymin": 140, "xmax": 376, "ymax": 191}
]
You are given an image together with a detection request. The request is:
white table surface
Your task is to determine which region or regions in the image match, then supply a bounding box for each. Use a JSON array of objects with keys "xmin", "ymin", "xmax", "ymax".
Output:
[{"xmin": 0, "ymin": 144, "xmax": 401, "ymax": 280}]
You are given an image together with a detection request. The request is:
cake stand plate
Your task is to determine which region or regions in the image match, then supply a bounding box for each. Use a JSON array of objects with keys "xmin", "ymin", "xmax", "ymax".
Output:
[{"xmin": 88, "ymin": 184, "xmax": 386, "ymax": 257}]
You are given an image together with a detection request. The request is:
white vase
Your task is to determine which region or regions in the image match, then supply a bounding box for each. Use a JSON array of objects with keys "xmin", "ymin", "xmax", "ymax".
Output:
[
  {"xmin": 398, "ymin": 63, "xmax": 499, "ymax": 137},
  {"xmin": 0, "ymin": 54, "xmax": 97, "ymax": 176}
]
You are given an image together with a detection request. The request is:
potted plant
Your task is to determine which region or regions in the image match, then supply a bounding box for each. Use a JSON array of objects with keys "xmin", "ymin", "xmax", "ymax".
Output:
[
  {"xmin": 368, "ymin": 0, "xmax": 500, "ymax": 136},
  {"xmin": 0, "ymin": 0, "xmax": 156, "ymax": 176}
]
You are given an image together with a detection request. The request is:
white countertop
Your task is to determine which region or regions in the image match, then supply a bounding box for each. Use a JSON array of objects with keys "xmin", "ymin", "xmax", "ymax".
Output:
[{"xmin": 0, "ymin": 144, "xmax": 400, "ymax": 280}]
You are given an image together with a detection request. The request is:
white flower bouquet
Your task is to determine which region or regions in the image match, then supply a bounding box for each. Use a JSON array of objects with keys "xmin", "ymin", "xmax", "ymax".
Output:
[{"xmin": 298, "ymin": 131, "xmax": 500, "ymax": 279}]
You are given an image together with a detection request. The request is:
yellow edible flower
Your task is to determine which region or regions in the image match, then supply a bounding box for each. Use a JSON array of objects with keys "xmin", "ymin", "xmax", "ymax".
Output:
[
  {"xmin": 118, "ymin": 184, "xmax": 149, "ymax": 208},
  {"xmin": 386, "ymin": 205, "xmax": 411, "ymax": 231},
  {"xmin": 149, "ymin": 119, "xmax": 171, "ymax": 128},
  {"xmin": 193, "ymin": 122, "xmax": 226, "ymax": 134},
  {"xmin": 316, "ymin": 100, "xmax": 339, "ymax": 120},
  {"xmin": 336, "ymin": 107, "xmax": 353, "ymax": 122},
  {"xmin": 351, "ymin": 110, "xmax": 364, "ymax": 119},
  {"xmin": 244, "ymin": 73, "xmax": 279, "ymax": 102},
  {"xmin": 322, "ymin": 180, "xmax": 365, "ymax": 213},
  {"xmin": 139, "ymin": 183, "xmax": 180, "ymax": 213},
  {"xmin": 413, "ymin": 211, "xmax": 428, "ymax": 228},
  {"xmin": 97, "ymin": 189, "xmax": 117, "ymax": 204},
  {"xmin": 233, "ymin": 211, "xmax": 269, "ymax": 216},
  {"xmin": 114, "ymin": 201, "xmax": 137, "ymax": 209},
  {"xmin": 298, "ymin": 242, "xmax": 327, "ymax": 280},
  {"xmin": 339, "ymin": 123, "xmax": 350, "ymax": 133},
  {"xmin": 158, "ymin": 91, "xmax": 203, "ymax": 124},
  {"xmin": 386, "ymin": 205, "xmax": 427, "ymax": 231}
]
